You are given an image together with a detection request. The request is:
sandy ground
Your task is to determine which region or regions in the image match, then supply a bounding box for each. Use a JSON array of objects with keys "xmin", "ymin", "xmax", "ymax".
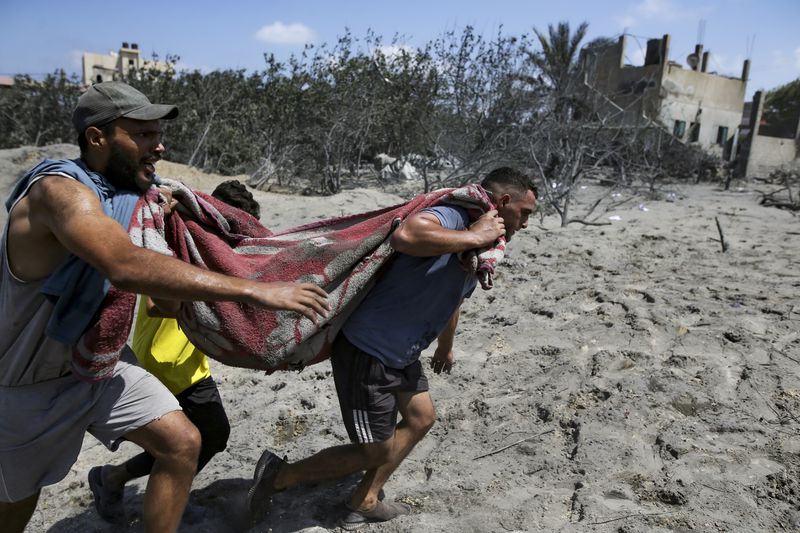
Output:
[{"xmin": 3, "ymin": 146, "xmax": 799, "ymax": 532}]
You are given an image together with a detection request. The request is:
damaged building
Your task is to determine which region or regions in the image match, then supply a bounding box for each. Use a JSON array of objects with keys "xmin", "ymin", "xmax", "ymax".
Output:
[
  {"xmin": 578, "ymin": 34, "xmax": 799, "ymax": 178},
  {"xmin": 578, "ymin": 34, "xmax": 748, "ymax": 162}
]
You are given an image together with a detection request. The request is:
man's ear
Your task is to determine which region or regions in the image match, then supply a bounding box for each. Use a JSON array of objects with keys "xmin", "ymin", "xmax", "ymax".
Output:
[
  {"xmin": 499, "ymin": 193, "xmax": 512, "ymax": 207},
  {"xmin": 84, "ymin": 126, "xmax": 107, "ymax": 150}
]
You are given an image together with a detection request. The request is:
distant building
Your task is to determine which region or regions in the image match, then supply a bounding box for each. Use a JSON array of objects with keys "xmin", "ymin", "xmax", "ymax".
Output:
[
  {"xmin": 0, "ymin": 75, "xmax": 14, "ymax": 89},
  {"xmin": 578, "ymin": 34, "xmax": 748, "ymax": 162},
  {"xmin": 81, "ymin": 42, "xmax": 170, "ymax": 85}
]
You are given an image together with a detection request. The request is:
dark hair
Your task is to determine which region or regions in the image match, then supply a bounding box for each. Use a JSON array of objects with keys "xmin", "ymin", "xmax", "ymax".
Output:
[
  {"xmin": 77, "ymin": 123, "xmax": 115, "ymax": 155},
  {"xmin": 212, "ymin": 180, "xmax": 261, "ymax": 219},
  {"xmin": 480, "ymin": 167, "xmax": 538, "ymax": 199}
]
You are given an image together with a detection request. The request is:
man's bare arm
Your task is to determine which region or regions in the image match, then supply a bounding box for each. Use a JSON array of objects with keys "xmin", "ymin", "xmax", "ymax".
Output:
[
  {"xmin": 390, "ymin": 210, "xmax": 504, "ymax": 257},
  {"xmin": 431, "ymin": 304, "xmax": 461, "ymax": 374},
  {"xmin": 27, "ymin": 177, "xmax": 328, "ymax": 320}
]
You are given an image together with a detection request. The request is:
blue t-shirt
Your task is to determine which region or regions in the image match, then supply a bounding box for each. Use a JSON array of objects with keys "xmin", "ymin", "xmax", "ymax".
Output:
[{"xmin": 342, "ymin": 205, "xmax": 477, "ymax": 369}]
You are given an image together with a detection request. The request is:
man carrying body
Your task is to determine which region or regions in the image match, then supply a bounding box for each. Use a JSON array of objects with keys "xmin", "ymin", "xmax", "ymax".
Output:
[
  {"xmin": 0, "ymin": 82, "xmax": 328, "ymax": 533},
  {"xmin": 248, "ymin": 167, "xmax": 536, "ymax": 530}
]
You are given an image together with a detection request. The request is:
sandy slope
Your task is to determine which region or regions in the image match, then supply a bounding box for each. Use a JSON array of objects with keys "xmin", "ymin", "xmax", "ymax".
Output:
[{"xmin": 3, "ymin": 147, "xmax": 799, "ymax": 532}]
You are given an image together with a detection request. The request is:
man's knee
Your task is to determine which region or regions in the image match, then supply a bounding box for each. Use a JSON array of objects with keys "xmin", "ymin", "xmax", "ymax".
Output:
[
  {"xmin": 200, "ymin": 419, "xmax": 230, "ymax": 455},
  {"xmin": 187, "ymin": 400, "xmax": 230, "ymax": 455},
  {"xmin": 142, "ymin": 412, "xmax": 202, "ymax": 466},
  {"xmin": 407, "ymin": 406, "xmax": 437, "ymax": 437},
  {"xmin": 171, "ymin": 419, "xmax": 202, "ymax": 464}
]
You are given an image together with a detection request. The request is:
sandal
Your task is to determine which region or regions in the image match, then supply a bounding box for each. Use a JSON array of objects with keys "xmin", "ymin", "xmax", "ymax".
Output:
[{"xmin": 339, "ymin": 500, "xmax": 411, "ymax": 531}]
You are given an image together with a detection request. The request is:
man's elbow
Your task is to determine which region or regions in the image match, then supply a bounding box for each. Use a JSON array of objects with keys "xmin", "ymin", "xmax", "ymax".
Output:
[
  {"xmin": 106, "ymin": 264, "xmax": 138, "ymax": 291},
  {"xmin": 104, "ymin": 252, "xmax": 147, "ymax": 292},
  {"xmin": 389, "ymin": 228, "xmax": 415, "ymax": 254}
]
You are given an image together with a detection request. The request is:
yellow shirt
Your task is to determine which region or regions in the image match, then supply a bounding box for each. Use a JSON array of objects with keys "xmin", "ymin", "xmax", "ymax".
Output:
[{"xmin": 131, "ymin": 296, "xmax": 211, "ymax": 395}]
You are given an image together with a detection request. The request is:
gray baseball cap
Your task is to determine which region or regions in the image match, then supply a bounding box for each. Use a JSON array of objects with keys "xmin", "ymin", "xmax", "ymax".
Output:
[{"xmin": 72, "ymin": 81, "xmax": 178, "ymax": 133}]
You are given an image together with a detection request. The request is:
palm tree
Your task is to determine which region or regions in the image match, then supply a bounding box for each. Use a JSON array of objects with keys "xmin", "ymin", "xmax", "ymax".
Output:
[{"xmin": 528, "ymin": 21, "xmax": 589, "ymax": 95}]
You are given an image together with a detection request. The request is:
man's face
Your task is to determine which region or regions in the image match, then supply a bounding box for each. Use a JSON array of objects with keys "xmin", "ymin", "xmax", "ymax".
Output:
[
  {"xmin": 496, "ymin": 189, "xmax": 536, "ymax": 241},
  {"xmin": 102, "ymin": 118, "xmax": 165, "ymax": 191}
]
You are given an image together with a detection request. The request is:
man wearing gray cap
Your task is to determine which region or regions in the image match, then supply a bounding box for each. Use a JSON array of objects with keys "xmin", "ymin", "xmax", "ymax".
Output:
[{"xmin": 0, "ymin": 82, "xmax": 329, "ymax": 533}]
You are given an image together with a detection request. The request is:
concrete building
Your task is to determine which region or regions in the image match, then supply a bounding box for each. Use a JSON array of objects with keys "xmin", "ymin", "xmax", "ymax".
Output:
[
  {"xmin": 81, "ymin": 42, "xmax": 170, "ymax": 85},
  {"xmin": 739, "ymin": 90, "xmax": 800, "ymax": 178},
  {"xmin": 578, "ymin": 34, "xmax": 749, "ymax": 161}
]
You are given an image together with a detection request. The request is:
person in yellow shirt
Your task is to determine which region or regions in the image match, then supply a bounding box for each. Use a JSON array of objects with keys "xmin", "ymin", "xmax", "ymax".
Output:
[{"xmin": 88, "ymin": 180, "xmax": 261, "ymax": 524}]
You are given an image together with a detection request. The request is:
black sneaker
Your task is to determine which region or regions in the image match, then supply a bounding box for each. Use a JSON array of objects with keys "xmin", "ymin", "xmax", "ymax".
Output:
[
  {"xmin": 246, "ymin": 450, "xmax": 285, "ymax": 522},
  {"xmin": 87, "ymin": 466, "xmax": 125, "ymax": 525}
]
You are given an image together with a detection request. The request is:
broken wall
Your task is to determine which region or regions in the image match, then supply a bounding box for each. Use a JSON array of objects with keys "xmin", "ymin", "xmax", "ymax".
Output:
[
  {"xmin": 745, "ymin": 135, "xmax": 800, "ymax": 177},
  {"xmin": 657, "ymin": 65, "xmax": 745, "ymax": 152}
]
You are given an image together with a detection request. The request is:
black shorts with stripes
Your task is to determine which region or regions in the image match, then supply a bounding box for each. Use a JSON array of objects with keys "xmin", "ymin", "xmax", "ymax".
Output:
[{"xmin": 332, "ymin": 333, "xmax": 429, "ymax": 444}]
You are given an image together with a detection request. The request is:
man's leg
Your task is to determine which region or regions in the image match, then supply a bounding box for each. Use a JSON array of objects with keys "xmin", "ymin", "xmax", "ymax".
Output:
[
  {"xmin": 100, "ymin": 451, "xmax": 155, "ymax": 491},
  {"xmin": 96, "ymin": 375, "xmax": 230, "ymax": 500},
  {"xmin": 249, "ymin": 334, "xmax": 400, "ymax": 512},
  {"xmin": 177, "ymin": 377, "xmax": 231, "ymax": 473},
  {"xmin": 347, "ymin": 390, "xmax": 436, "ymax": 511},
  {"xmin": 123, "ymin": 410, "xmax": 201, "ymax": 533},
  {"xmin": 88, "ymin": 451, "xmax": 154, "ymax": 524},
  {"xmin": 0, "ymin": 490, "xmax": 40, "ymax": 533},
  {"xmin": 91, "ymin": 377, "xmax": 229, "ymax": 527},
  {"xmin": 274, "ymin": 438, "xmax": 394, "ymax": 490}
]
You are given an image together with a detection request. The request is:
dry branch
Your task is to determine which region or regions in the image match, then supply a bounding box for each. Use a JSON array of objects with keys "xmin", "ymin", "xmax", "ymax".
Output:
[
  {"xmin": 473, "ymin": 429, "xmax": 555, "ymax": 460},
  {"xmin": 589, "ymin": 510, "xmax": 679, "ymax": 526},
  {"xmin": 714, "ymin": 216, "xmax": 728, "ymax": 252},
  {"xmin": 566, "ymin": 219, "xmax": 612, "ymax": 226}
]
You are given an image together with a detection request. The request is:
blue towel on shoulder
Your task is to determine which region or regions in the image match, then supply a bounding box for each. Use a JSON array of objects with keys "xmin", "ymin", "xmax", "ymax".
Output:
[{"xmin": 5, "ymin": 159, "xmax": 141, "ymax": 344}]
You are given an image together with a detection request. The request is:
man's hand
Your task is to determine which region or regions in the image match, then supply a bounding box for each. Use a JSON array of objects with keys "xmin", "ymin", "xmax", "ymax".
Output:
[
  {"xmin": 468, "ymin": 209, "xmax": 505, "ymax": 248},
  {"xmin": 147, "ymin": 296, "xmax": 180, "ymax": 318},
  {"xmin": 157, "ymin": 187, "xmax": 178, "ymax": 216},
  {"xmin": 432, "ymin": 305, "xmax": 460, "ymax": 374},
  {"xmin": 252, "ymin": 282, "xmax": 330, "ymax": 323},
  {"xmin": 430, "ymin": 348, "xmax": 455, "ymax": 374}
]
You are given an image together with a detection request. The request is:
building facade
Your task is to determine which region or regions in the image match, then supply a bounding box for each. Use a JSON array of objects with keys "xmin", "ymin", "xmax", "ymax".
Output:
[
  {"xmin": 578, "ymin": 34, "xmax": 749, "ymax": 161},
  {"xmin": 81, "ymin": 42, "xmax": 170, "ymax": 85}
]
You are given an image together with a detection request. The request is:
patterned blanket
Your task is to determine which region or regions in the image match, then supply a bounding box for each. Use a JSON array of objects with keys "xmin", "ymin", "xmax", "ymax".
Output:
[{"xmin": 72, "ymin": 182, "xmax": 505, "ymax": 381}]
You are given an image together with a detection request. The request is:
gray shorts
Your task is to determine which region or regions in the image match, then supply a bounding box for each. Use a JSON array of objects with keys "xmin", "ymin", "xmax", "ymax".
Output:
[
  {"xmin": 0, "ymin": 350, "xmax": 180, "ymax": 502},
  {"xmin": 332, "ymin": 333, "xmax": 429, "ymax": 444}
]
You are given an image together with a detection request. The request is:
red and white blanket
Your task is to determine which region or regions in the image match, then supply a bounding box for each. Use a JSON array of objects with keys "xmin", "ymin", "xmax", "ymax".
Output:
[{"xmin": 72, "ymin": 182, "xmax": 505, "ymax": 381}]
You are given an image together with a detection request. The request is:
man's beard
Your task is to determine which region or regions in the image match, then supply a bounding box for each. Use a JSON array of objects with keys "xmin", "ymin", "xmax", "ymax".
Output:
[{"xmin": 104, "ymin": 142, "xmax": 143, "ymax": 191}]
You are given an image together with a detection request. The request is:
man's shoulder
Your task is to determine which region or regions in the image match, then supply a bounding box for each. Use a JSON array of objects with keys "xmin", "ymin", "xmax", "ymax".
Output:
[
  {"xmin": 422, "ymin": 204, "xmax": 469, "ymax": 230},
  {"xmin": 27, "ymin": 172, "xmax": 90, "ymax": 202},
  {"xmin": 425, "ymin": 204, "xmax": 467, "ymax": 215},
  {"xmin": 13, "ymin": 175, "xmax": 105, "ymax": 236},
  {"xmin": 26, "ymin": 158, "xmax": 86, "ymax": 180},
  {"xmin": 9, "ymin": 159, "xmax": 85, "ymax": 205}
]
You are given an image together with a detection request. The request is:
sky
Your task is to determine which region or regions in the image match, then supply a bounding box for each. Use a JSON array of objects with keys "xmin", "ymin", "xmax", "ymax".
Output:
[{"xmin": 0, "ymin": 0, "xmax": 798, "ymax": 99}]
